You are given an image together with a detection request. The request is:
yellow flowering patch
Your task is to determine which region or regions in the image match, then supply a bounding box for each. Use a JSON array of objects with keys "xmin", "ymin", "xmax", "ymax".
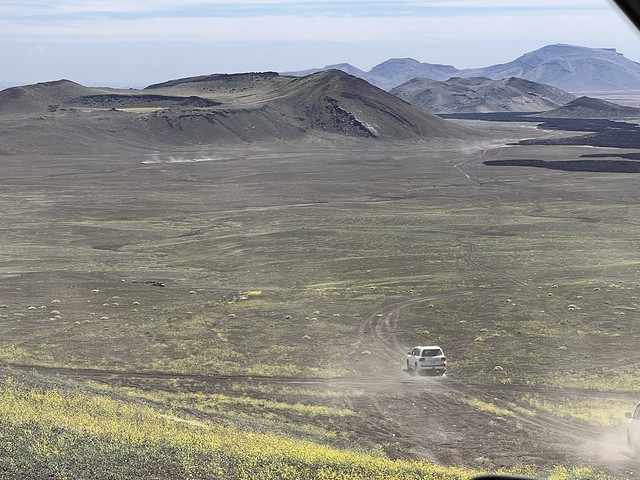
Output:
[
  {"xmin": 0, "ymin": 377, "xmax": 477, "ymax": 479},
  {"xmin": 455, "ymin": 396, "xmax": 516, "ymax": 418},
  {"xmin": 546, "ymin": 370, "xmax": 640, "ymax": 393},
  {"xmin": 0, "ymin": 377, "xmax": 614, "ymax": 480},
  {"xmin": 522, "ymin": 394, "xmax": 634, "ymax": 427},
  {"xmin": 121, "ymin": 388, "xmax": 355, "ymax": 417}
]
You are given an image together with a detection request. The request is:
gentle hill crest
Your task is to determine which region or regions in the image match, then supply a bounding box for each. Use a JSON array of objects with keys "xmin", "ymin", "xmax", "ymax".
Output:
[
  {"xmin": 533, "ymin": 95, "xmax": 640, "ymax": 118},
  {"xmin": 0, "ymin": 79, "xmax": 99, "ymax": 114}
]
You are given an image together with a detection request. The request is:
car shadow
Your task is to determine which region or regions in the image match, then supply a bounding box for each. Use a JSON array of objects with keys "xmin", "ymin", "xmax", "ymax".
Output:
[{"xmin": 403, "ymin": 368, "xmax": 447, "ymax": 378}]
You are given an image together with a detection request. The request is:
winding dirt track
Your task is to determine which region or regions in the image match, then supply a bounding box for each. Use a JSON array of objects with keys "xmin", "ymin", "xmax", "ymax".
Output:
[
  {"xmin": 346, "ymin": 290, "xmax": 637, "ymax": 474},
  {"xmin": 340, "ymin": 145, "xmax": 638, "ymax": 474}
]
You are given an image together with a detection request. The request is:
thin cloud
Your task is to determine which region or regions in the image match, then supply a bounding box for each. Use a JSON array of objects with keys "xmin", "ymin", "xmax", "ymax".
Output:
[
  {"xmin": 0, "ymin": 9, "xmax": 626, "ymax": 44},
  {"xmin": 0, "ymin": 0, "xmax": 612, "ymax": 17}
]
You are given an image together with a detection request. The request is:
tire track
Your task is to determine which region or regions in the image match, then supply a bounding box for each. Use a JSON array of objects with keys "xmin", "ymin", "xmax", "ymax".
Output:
[
  {"xmin": 348, "ymin": 285, "xmax": 633, "ymax": 471},
  {"xmin": 453, "ymin": 145, "xmax": 528, "ymax": 287},
  {"xmin": 354, "ymin": 290, "xmax": 473, "ymax": 368},
  {"xmin": 455, "ymin": 235, "xmax": 529, "ymax": 287},
  {"xmin": 441, "ymin": 378, "xmax": 605, "ymax": 440},
  {"xmin": 2, "ymin": 363, "xmax": 336, "ymax": 386}
]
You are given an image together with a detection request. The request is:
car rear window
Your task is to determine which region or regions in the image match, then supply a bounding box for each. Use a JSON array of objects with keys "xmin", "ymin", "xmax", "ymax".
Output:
[{"xmin": 422, "ymin": 349, "xmax": 442, "ymax": 357}]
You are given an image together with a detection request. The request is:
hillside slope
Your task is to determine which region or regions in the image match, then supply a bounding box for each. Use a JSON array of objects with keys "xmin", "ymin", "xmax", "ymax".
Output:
[
  {"xmin": 270, "ymin": 70, "xmax": 471, "ymax": 139},
  {"xmin": 0, "ymin": 71, "xmax": 474, "ymax": 154},
  {"xmin": 390, "ymin": 76, "xmax": 576, "ymax": 113},
  {"xmin": 0, "ymin": 80, "xmax": 108, "ymax": 114}
]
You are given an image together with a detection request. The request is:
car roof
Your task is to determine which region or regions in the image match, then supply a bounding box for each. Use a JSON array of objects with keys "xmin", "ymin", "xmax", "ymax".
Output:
[{"xmin": 414, "ymin": 346, "xmax": 442, "ymax": 350}]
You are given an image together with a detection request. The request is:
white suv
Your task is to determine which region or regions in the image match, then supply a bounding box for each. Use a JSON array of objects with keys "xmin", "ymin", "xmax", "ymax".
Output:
[
  {"xmin": 626, "ymin": 402, "xmax": 640, "ymax": 454},
  {"xmin": 406, "ymin": 346, "xmax": 447, "ymax": 375}
]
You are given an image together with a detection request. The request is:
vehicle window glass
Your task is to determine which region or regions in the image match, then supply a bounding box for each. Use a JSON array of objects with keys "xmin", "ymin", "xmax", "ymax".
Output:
[
  {"xmin": 423, "ymin": 349, "xmax": 440, "ymax": 357},
  {"xmin": 635, "ymin": 405, "xmax": 640, "ymax": 419}
]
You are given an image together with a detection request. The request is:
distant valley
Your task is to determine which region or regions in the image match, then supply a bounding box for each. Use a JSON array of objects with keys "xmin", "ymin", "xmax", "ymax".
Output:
[{"xmin": 3, "ymin": 39, "xmax": 640, "ymax": 480}]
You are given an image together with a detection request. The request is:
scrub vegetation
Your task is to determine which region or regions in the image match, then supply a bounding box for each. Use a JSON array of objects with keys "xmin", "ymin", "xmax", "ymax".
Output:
[
  {"xmin": 0, "ymin": 373, "xmax": 616, "ymax": 480},
  {"xmin": 1, "ymin": 104, "xmax": 640, "ymax": 477}
]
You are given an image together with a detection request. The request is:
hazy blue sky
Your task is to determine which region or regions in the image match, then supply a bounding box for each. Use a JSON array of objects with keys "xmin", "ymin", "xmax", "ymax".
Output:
[{"xmin": 1, "ymin": 0, "xmax": 639, "ymax": 88}]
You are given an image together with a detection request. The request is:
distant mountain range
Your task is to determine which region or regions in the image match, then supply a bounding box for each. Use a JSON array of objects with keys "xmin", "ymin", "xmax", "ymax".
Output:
[
  {"xmin": 0, "ymin": 70, "xmax": 475, "ymax": 154},
  {"xmin": 4, "ymin": 43, "xmax": 638, "ymax": 155},
  {"xmin": 284, "ymin": 44, "xmax": 640, "ymax": 93},
  {"xmin": 390, "ymin": 76, "xmax": 576, "ymax": 114}
]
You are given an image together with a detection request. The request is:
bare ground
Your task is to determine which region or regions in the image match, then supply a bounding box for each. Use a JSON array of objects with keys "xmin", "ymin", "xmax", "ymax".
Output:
[{"xmin": 1, "ymin": 120, "xmax": 640, "ymax": 478}]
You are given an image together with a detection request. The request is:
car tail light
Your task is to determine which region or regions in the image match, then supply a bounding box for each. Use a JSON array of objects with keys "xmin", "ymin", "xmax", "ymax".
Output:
[{"xmin": 442, "ymin": 356, "xmax": 446, "ymax": 361}]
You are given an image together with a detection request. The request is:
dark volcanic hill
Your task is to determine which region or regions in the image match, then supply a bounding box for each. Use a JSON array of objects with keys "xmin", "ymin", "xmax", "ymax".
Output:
[
  {"xmin": 533, "ymin": 96, "xmax": 640, "ymax": 119},
  {"xmin": 142, "ymin": 70, "xmax": 471, "ymax": 141},
  {"xmin": 0, "ymin": 70, "xmax": 474, "ymax": 154},
  {"xmin": 390, "ymin": 76, "xmax": 576, "ymax": 114},
  {"xmin": 268, "ymin": 70, "xmax": 469, "ymax": 139},
  {"xmin": 285, "ymin": 44, "xmax": 640, "ymax": 93}
]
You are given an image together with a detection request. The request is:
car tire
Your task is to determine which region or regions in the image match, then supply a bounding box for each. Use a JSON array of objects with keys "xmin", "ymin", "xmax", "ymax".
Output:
[{"xmin": 414, "ymin": 363, "xmax": 420, "ymax": 376}]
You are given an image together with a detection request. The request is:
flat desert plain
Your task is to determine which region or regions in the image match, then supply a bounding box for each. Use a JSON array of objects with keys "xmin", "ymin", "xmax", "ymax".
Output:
[{"xmin": 1, "ymin": 114, "xmax": 640, "ymax": 477}]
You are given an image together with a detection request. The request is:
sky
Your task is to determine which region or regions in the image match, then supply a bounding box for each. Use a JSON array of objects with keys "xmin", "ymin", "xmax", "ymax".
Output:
[{"xmin": 1, "ymin": 0, "xmax": 639, "ymax": 88}]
